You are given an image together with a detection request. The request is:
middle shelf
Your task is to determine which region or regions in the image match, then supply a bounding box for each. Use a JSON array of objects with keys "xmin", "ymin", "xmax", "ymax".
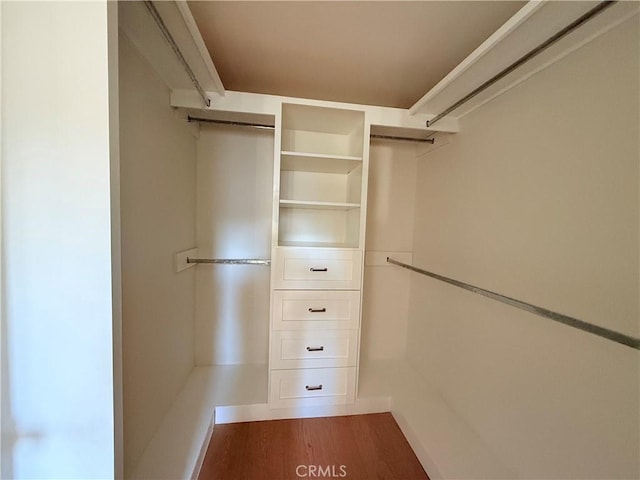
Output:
[
  {"xmin": 281, "ymin": 151, "xmax": 362, "ymax": 174},
  {"xmin": 280, "ymin": 199, "xmax": 360, "ymax": 211}
]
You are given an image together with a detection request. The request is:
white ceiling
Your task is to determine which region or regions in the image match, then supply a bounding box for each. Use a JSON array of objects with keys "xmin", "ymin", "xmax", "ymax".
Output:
[{"xmin": 188, "ymin": 1, "xmax": 525, "ymax": 109}]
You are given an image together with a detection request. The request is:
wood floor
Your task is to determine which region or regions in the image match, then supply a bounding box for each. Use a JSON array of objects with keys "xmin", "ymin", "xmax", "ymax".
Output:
[{"xmin": 198, "ymin": 412, "xmax": 429, "ymax": 480}]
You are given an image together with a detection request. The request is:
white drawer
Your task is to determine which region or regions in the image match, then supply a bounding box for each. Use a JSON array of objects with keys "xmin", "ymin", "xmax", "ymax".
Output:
[
  {"xmin": 272, "ymin": 290, "xmax": 360, "ymax": 330},
  {"xmin": 270, "ymin": 330, "xmax": 358, "ymax": 369},
  {"xmin": 273, "ymin": 248, "xmax": 362, "ymax": 290},
  {"xmin": 269, "ymin": 367, "xmax": 356, "ymax": 408}
]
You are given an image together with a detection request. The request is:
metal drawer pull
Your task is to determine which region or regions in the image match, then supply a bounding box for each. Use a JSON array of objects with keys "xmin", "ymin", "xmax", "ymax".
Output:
[
  {"xmin": 308, "ymin": 307, "xmax": 327, "ymax": 313},
  {"xmin": 309, "ymin": 267, "xmax": 328, "ymax": 272},
  {"xmin": 305, "ymin": 384, "xmax": 323, "ymax": 391},
  {"xmin": 306, "ymin": 346, "xmax": 325, "ymax": 352}
]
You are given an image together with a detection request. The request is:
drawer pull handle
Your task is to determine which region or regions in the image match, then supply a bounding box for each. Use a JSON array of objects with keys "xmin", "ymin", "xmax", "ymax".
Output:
[
  {"xmin": 308, "ymin": 308, "xmax": 327, "ymax": 313},
  {"xmin": 306, "ymin": 346, "xmax": 325, "ymax": 352},
  {"xmin": 309, "ymin": 267, "xmax": 328, "ymax": 272},
  {"xmin": 305, "ymin": 384, "xmax": 323, "ymax": 391}
]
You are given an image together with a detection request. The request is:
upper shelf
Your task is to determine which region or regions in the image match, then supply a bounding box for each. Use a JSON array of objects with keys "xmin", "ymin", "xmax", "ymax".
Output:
[
  {"xmin": 119, "ymin": 1, "xmax": 225, "ymax": 101},
  {"xmin": 410, "ymin": 1, "xmax": 640, "ymax": 120},
  {"xmin": 281, "ymin": 103, "xmax": 366, "ymax": 159}
]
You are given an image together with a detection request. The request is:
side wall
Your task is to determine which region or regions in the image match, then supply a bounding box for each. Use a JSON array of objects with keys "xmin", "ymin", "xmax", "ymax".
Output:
[
  {"xmin": 407, "ymin": 17, "xmax": 639, "ymax": 479},
  {"xmin": 1, "ymin": 2, "xmax": 116, "ymax": 478},
  {"xmin": 119, "ymin": 33, "xmax": 197, "ymax": 475}
]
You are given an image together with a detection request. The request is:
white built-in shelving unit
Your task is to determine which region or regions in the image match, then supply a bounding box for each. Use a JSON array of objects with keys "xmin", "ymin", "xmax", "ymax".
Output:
[{"xmin": 269, "ymin": 103, "xmax": 369, "ymax": 408}]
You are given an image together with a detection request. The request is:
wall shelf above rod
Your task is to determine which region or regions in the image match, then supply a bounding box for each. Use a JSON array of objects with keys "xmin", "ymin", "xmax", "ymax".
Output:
[
  {"xmin": 143, "ymin": 1, "xmax": 211, "ymax": 107},
  {"xmin": 387, "ymin": 257, "xmax": 640, "ymax": 350},
  {"xmin": 187, "ymin": 257, "xmax": 271, "ymax": 266},
  {"xmin": 426, "ymin": 1, "xmax": 617, "ymax": 126}
]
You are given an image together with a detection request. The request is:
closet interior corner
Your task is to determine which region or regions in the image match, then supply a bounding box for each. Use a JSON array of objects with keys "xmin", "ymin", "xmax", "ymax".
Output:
[{"xmin": 115, "ymin": 2, "xmax": 640, "ymax": 480}]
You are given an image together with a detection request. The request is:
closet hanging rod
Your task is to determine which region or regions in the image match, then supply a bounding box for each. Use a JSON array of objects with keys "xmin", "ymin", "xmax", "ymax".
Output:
[
  {"xmin": 386, "ymin": 257, "xmax": 640, "ymax": 350},
  {"xmin": 426, "ymin": 0, "xmax": 617, "ymax": 127},
  {"xmin": 370, "ymin": 134, "xmax": 434, "ymax": 144},
  {"xmin": 187, "ymin": 116, "xmax": 435, "ymax": 143},
  {"xmin": 144, "ymin": 1, "xmax": 211, "ymax": 108},
  {"xmin": 187, "ymin": 258, "xmax": 271, "ymax": 266},
  {"xmin": 187, "ymin": 116, "xmax": 275, "ymax": 129}
]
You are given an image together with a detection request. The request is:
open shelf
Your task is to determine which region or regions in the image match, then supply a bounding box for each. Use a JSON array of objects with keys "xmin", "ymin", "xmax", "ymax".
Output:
[
  {"xmin": 277, "ymin": 103, "xmax": 366, "ymax": 250},
  {"xmin": 132, "ymin": 364, "xmax": 267, "ymax": 479},
  {"xmin": 278, "ymin": 207, "xmax": 361, "ymax": 249},
  {"xmin": 280, "ymin": 199, "xmax": 360, "ymax": 211},
  {"xmin": 281, "ymin": 151, "xmax": 362, "ymax": 174},
  {"xmin": 281, "ymin": 103, "xmax": 365, "ymax": 158},
  {"xmin": 277, "ymin": 240, "xmax": 362, "ymax": 249}
]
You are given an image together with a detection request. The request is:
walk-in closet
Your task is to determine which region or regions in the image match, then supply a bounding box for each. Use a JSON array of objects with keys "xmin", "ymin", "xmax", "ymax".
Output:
[{"xmin": 1, "ymin": 1, "xmax": 638, "ymax": 479}]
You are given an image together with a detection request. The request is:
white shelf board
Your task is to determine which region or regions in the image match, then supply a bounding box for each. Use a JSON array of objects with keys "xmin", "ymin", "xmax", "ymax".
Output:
[
  {"xmin": 132, "ymin": 364, "xmax": 267, "ymax": 480},
  {"xmin": 280, "ymin": 199, "xmax": 360, "ymax": 211},
  {"xmin": 119, "ymin": 1, "xmax": 224, "ymax": 100},
  {"xmin": 282, "ymin": 102, "xmax": 365, "ymax": 134},
  {"xmin": 171, "ymin": 90, "xmax": 460, "ymax": 134},
  {"xmin": 410, "ymin": 1, "xmax": 640, "ymax": 120},
  {"xmin": 281, "ymin": 151, "xmax": 362, "ymax": 174},
  {"xmin": 358, "ymin": 358, "xmax": 515, "ymax": 479},
  {"xmin": 278, "ymin": 240, "xmax": 360, "ymax": 249}
]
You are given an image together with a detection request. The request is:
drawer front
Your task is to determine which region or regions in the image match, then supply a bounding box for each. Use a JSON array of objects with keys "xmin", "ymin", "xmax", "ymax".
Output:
[
  {"xmin": 270, "ymin": 330, "xmax": 358, "ymax": 369},
  {"xmin": 272, "ymin": 290, "xmax": 360, "ymax": 330},
  {"xmin": 273, "ymin": 248, "xmax": 362, "ymax": 289},
  {"xmin": 269, "ymin": 367, "xmax": 356, "ymax": 408}
]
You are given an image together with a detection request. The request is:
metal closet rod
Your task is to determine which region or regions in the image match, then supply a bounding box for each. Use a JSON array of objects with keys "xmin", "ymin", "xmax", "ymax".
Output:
[
  {"xmin": 386, "ymin": 257, "xmax": 640, "ymax": 351},
  {"xmin": 371, "ymin": 134, "xmax": 434, "ymax": 144},
  {"xmin": 187, "ymin": 257, "xmax": 271, "ymax": 266},
  {"xmin": 187, "ymin": 116, "xmax": 435, "ymax": 143},
  {"xmin": 187, "ymin": 116, "xmax": 275, "ymax": 129},
  {"xmin": 144, "ymin": 1, "xmax": 211, "ymax": 108},
  {"xmin": 426, "ymin": 0, "xmax": 617, "ymax": 127}
]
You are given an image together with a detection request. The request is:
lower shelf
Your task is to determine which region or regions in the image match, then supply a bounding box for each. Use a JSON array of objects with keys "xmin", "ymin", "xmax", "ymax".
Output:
[
  {"xmin": 357, "ymin": 357, "xmax": 515, "ymax": 479},
  {"xmin": 131, "ymin": 364, "xmax": 268, "ymax": 480}
]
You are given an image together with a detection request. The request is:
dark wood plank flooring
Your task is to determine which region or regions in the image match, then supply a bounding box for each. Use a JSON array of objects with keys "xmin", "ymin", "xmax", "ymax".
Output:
[{"xmin": 198, "ymin": 412, "xmax": 429, "ymax": 480}]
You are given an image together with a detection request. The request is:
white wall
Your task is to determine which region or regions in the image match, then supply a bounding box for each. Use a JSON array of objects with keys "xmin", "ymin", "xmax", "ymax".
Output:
[
  {"xmin": 361, "ymin": 141, "xmax": 417, "ymax": 361},
  {"xmin": 195, "ymin": 125, "xmax": 273, "ymax": 366},
  {"xmin": 407, "ymin": 17, "xmax": 639, "ymax": 479},
  {"xmin": 118, "ymin": 33, "xmax": 197, "ymax": 476},
  {"xmin": 1, "ymin": 2, "xmax": 116, "ymax": 478}
]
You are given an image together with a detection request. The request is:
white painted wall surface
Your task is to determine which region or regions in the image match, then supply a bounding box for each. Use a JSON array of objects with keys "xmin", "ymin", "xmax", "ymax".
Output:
[
  {"xmin": 118, "ymin": 33, "xmax": 197, "ymax": 476},
  {"xmin": 1, "ymin": 2, "xmax": 116, "ymax": 478},
  {"xmin": 361, "ymin": 141, "xmax": 417, "ymax": 360},
  {"xmin": 195, "ymin": 125, "xmax": 273, "ymax": 366},
  {"xmin": 407, "ymin": 17, "xmax": 639, "ymax": 479}
]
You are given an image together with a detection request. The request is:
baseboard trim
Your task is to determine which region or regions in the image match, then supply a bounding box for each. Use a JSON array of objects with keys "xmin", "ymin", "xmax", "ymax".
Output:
[
  {"xmin": 215, "ymin": 396, "xmax": 392, "ymax": 424},
  {"xmin": 391, "ymin": 407, "xmax": 444, "ymax": 480}
]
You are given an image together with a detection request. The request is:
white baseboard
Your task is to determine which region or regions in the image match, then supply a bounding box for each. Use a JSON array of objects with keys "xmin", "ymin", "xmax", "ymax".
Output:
[
  {"xmin": 391, "ymin": 408, "xmax": 444, "ymax": 480},
  {"xmin": 215, "ymin": 396, "xmax": 392, "ymax": 424}
]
